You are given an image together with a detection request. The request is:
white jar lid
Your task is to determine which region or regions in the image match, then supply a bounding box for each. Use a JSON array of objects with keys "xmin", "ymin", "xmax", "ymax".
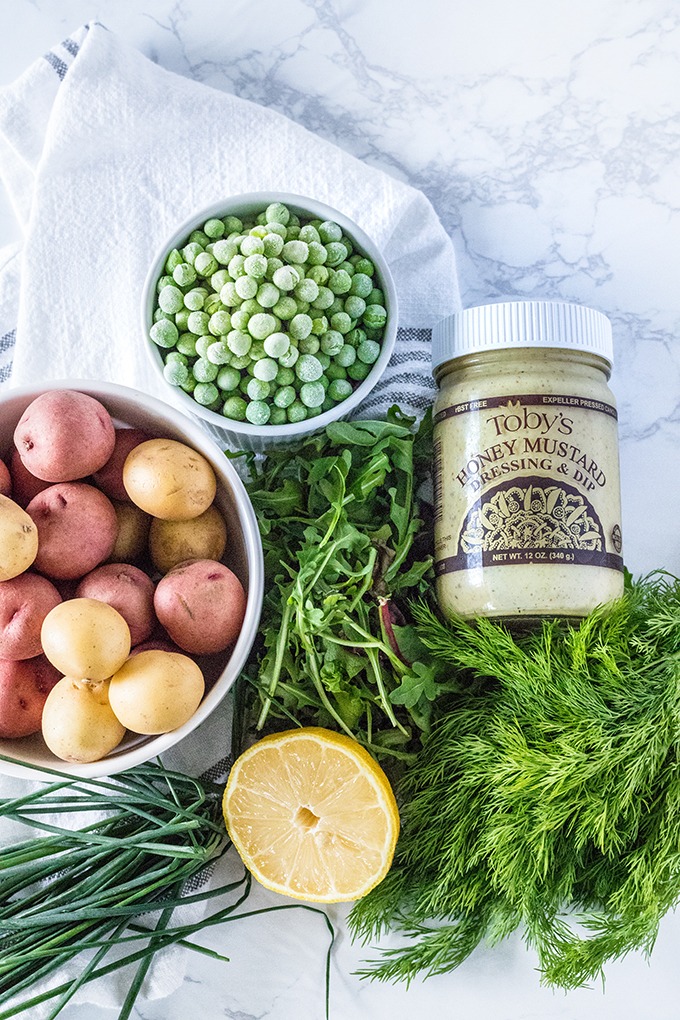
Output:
[{"xmin": 432, "ymin": 300, "xmax": 614, "ymax": 373}]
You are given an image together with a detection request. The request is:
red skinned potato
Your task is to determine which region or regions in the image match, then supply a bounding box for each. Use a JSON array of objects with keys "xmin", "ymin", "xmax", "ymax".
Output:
[
  {"xmin": 27, "ymin": 482, "xmax": 118, "ymax": 580},
  {"xmin": 9, "ymin": 449, "xmax": 50, "ymax": 507},
  {"xmin": 13, "ymin": 389, "xmax": 115, "ymax": 482},
  {"xmin": 153, "ymin": 559, "xmax": 246, "ymax": 654},
  {"xmin": 0, "ymin": 654, "xmax": 61, "ymax": 737},
  {"xmin": 93, "ymin": 428, "xmax": 151, "ymax": 502},
  {"xmin": 0, "ymin": 458, "xmax": 11, "ymax": 497},
  {"xmin": 76, "ymin": 563, "xmax": 155, "ymax": 646},
  {"xmin": 0, "ymin": 572, "xmax": 62, "ymax": 660}
]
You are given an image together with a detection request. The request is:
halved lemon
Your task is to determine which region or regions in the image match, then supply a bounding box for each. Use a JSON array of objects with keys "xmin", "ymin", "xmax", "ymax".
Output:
[{"xmin": 223, "ymin": 727, "xmax": 400, "ymax": 903}]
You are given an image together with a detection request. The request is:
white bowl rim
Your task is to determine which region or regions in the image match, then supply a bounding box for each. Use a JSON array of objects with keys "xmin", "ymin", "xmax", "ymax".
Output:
[
  {"xmin": 0, "ymin": 378, "xmax": 264, "ymax": 781},
  {"xmin": 141, "ymin": 191, "xmax": 399, "ymax": 438}
]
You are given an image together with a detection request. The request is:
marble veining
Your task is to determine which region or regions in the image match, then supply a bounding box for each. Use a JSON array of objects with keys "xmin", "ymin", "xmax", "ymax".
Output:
[{"xmin": 1, "ymin": 1, "xmax": 679, "ymax": 1017}]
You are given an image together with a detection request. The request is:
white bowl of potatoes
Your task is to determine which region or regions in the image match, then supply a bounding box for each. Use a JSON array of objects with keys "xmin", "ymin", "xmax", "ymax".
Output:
[{"xmin": 0, "ymin": 380, "xmax": 263, "ymax": 779}]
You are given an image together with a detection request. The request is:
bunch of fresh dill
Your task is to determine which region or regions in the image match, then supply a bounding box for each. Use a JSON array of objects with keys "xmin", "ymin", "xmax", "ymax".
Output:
[{"xmin": 350, "ymin": 571, "xmax": 680, "ymax": 989}]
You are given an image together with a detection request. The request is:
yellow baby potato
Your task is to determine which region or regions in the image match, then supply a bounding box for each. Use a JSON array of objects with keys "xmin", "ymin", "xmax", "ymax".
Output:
[
  {"xmin": 122, "ymin": 439, "xmax": 216, "ymax": 521},
  {"xmin": 149, "ymin": 503, "xmax": 227, "ymax": 573},
  {"xmin": 41, "ymin": 598, "xmax": 131, "ymax": 681},
  {"xmin": 108, "ymin": 649, "xmax": 204, "ymax": 734},
  {"xmin": 0, "ymin": 494, "xmax": 38, "ymax": 580},
  {"xmin": 41, "ymin": 677, "xmax": 126, "ymax": 763}
]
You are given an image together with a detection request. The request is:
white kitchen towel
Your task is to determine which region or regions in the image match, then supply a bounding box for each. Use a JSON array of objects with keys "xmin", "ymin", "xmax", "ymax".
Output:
[
  {"xmin": 0, "ymin": 21, "xmax": 460, "ymax": 1016},
  {"xmin": 0, "ymin": 21, "xmax": 459, "ymax": 418}
]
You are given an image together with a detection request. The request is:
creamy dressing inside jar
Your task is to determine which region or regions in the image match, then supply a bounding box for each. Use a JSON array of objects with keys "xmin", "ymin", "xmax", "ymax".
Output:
[{"xmin": 432, "ymin": 301, "xmax": 624, "ymax": 620}]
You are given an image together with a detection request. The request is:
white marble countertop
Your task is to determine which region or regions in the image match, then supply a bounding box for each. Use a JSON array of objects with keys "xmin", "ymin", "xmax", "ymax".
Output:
[{"xmin": 1, "ymin": 2, "xmax": 679, "ymax": 1018}]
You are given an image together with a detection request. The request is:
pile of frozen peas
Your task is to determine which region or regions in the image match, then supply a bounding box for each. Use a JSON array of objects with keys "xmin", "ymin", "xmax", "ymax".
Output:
[{"xmin": 149, "ymin": 201, "xmax": 389, "ymax": 425}]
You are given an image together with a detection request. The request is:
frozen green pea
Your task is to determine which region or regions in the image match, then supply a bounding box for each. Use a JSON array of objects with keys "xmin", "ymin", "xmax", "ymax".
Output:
[
  {"xmin": 164, "ymin": 248, "xmax": 183, "ymax": 273},
  {"xmin": 228, "ymin": 254, "xmax": 246, "ymax": 278},
  {"xmin": 295, "ymin": 300, "xmax": 310, "ymax": 315},
  {"xmin": 357, "ymin": 339, "xmax": 381, "ymax": 364},
  {"xmin": 311, "ymin": 286, "xmax": 334, "ymax": 311},
  {"xmin": 278, "ymin": 345, "xmax": 299, "ymax": 369},
  {"xmin": 337, "ymin": 261, "xmax": 355, "ymax": 276},
  {"xmin": 272, "ymin": 265, "xmax": 300, "ymax": 291},
  {"xmin": 182, "ymin": 242, "xmax": 204, "ymax": 265},
  {"xmin": 328, "ymin": 270, "xmax": 352, "ymax": 295},
  {"xmin": 207, "ymin": 341, "xmax": 231, "ymax": 365},
  {"xmin": 265, "ymin": 202, "xmax": 290, "ymax": 225},
  {"xmin": 265, "ymin": 257, "xmax": 284, "ymax": 281},
  {"xmin": 345, "ymin": 327, "xmax": 366, "ymax": 348},
  {"xmin": 327, "ymin": 378, "xmax": 353, "ymax": 402},
  {"xmin": 250, "ymin": 225, "xmax": 268, "ymax": 238},
  {"xmin": 181, "ymin": 375, "xmax": 196, "ymax": 394},
  {"xmin": 325, "ymin": 241, "xmax": 348, "ymax": 267},
  {"xmin": 270, "ymin": 406, "xmax": 288, "ymax": 425},
  {"xmin": 307, "ymin": 264, "xmax": 329, "ymax": 285},
  {"xmin": 222, "ymin": 395, "xmax": 247, "ymax": 420},
  {"xmin": 244, "ymin": 253, "xmax": 268, "ymax": 279},
  {"xmin": 295, "ymin": 354, "xmax": 323, "ymax": 382},
  {"xmin": 163, "ymin": 361, "xmax": 189, "ymax": 387},
  {"xmin": 348, "ymin": 360, "xmax": 372, "ymax": 382},
  {"xmin": 172, "ymin": 262, "xmax": 196, "ymax": 288},
  {"xmin": 263, "ymin": 233, "xmax": 284, "ymax": 257},
  {"xmin": 282, "ymin": 239, "xmax": 309, "ymax": 264},
  {"xmin": 204, "ymin": 217, "xmax": 226, "ymax": 239},
  {"xmin": 204, "ymin": 293, "xmax": 223, "ymax": 316},
  {"xmin": 217, "ymin": 366, "xmax": 241, "ymax": 391},
  {"xmin": 189, "ymin": 229, "xmax": 209, "ymax": 247},
  {"xmin": 241, "ymin": 298, "xmax": 262, "ymax": 317},
  {"xmin": 272, "ymin": 295, "xmax": 298, "ymax": 320},
  {"xmin": 298, "ymin": 223, "xmax": 321, "ymax": 244},
  {"xmin": 246, "ymin": 400, "xmax": 271, "ymax": 425},
  {"xmin": 247, "ymin": 378, "xmax": 270, "ymax": 401},
  {"xmin": 311, "ymin": 316, "xmax": 328, "ymax": 336},
  {"xmin": 239, "ymin": 375, "xmax": 251, "ymax": 395},
  {"xmin": 264, "ymin": 332, "xmax": 290, "ymax": 358},
  {"xmin": 354, "ymin": 257, "xmax": 375, "ymax": 277},
  {"xmin": 275, "ymin": 366, "xmax": 295, "ymax": 386},
  {"xmin": 193, "ymin": 382, "xmax": 219, "ymax": 406},
  {"xmin": 307, "ymin": 405, "xmax": 323, "ymax": 418},
  {"xmin": 209, "ymin": 310, "xmax": 231, "ymax": 336},
  {"xmin": 274, "ymin": 385, "xmax": 296, "ymax": 409},
  {"xmin": 290, "ymin": 314, "xmax": 313, "ymax": 341},
  {"xmin": 253, "ymin": 357, "xmax": 278, "ymax": 382},
  {"xmin": 257, "ymin": 282, "xmax": 280, "ymax": 308},
  {"xmin": 265, "ymin": 221, "xmax": 287, "ymax": 238},
  {"xmin": 344, "ymin": 295, "xmax": 366, "ymax": 320},
  {"xmin": 211, "ymin": 269, "xmax": 231, "ymax": 292},
  {"xmin": 318, "ymin": 221, "xmax": 342, "ymax": 243},
  {"xmin": 165, "ymin": 350, "xmax": 188, "ymax": 366},
  {"xmin": 150, "ymin": 319, "xmax": 179, "ymax": 349},
  {"xmin": 223, "ymin": 215, "xmax": 243, "ymax": 233},
  {"xmin": 306, "ymin": 241, "xmax": 328, "ymax": 266},
  {"xmin": 249, "ymin": 341, "xmax": 266, "ymax": 361},
  {"xmin": 158, "ymin": 285, "xmax": 185, "ymax": 314},
  {"xmin": 240, "ymin": 235, "xmax": 264, "ymax": 256},
  {"xmin": 156, "ymin": 275, "xmax": 174, "ymax": 294},
  {"xmin": 194, "ymin": 251, "xmax": 218, "ymax": 277},
  {"xmin": 285, "ymin": 224, "xmax": 300, "ymax": 240},
  {"xmin": 299, "ymin": 336, "xmax": 320, "ymax": 355},
  {"xmin": 326, "ymin": 362, "xmax": 347, "ymax": 381},
  {"xmin": 330, "ymin": 311, "xmax": 352, "ymax": 334},
  {"xmin": 187, "ymin": 311, "xmax": 210, "ymax": 335},
  {"xmin": 295, "ymin": 278, "xmax": 319, "ymax": 303},
  {"xmin": 335, "ymin": 344, "xmax": 356, "ymax": 368},
  {"xmin": 235, "ymin": 275, "xmax": 258, "ymax": 300},
  {"xmin": 327, "ymin": 298, "xmax": 344, "ymax": 317},
  {"xmin": 230, "ymin": 308, "xmax": 250, "ymax": 330},
  {"xmin": 177, "ymin": 333, "xmax": 198, "ymax": 357},
  {"xmin": 230, "ymin": 353, "xmax": 251, "ymax": 370},
  {"xmin": 320, "ymin": 396, "xmax": 334, "ymax": 414},
  {"xmin": 287, "ymin": 400, "xmax": 308, "ymax": 424},
  {"xmin": 213, "ymin": 239, "xmax": 238, "ymax": 265},
  {"xmin": 195, "ymin": 335, "xmax": 213, "ymax": 358},
  {"xmin": 317, "ymin": 352, "xmax": 331, "ymax": 370},
  {"xmin": 350, "ymin": 272, "xmax": 373, "ymax": 298},
  {"xmin": 364, "ymin": 325, "xmax": 384, "ymax": 341},
  {"xmin": 174, "ymin": 308, "xmax": 190, "ymax": 332},
  {"xmin": 192, "ymin": 358, "xmax": 219, "ymax": 383},
  {"xmin": 367, "ymin": 288, "xmax": 385, "ymax": 306},
  {"xmin": 220, "ymin": 282, "xmax": 240, "ymax": 307},
  {"xmin": 227, "ymin": 330, "xmax": 252, "ymax": 357},
  {"xmin": 184, "ymin": 287, "xmax": 208, "ymax": 311},
  {"xmin": 300, "ymin": 381, "xmax": 325, "ymax": 408},
  {"xmin": 248, "ymin": 313, "xmax": 277, "ymax": 340},
  {"xmin": 363, "ymin": 303, "xmax": 387, "ymax": 329}
]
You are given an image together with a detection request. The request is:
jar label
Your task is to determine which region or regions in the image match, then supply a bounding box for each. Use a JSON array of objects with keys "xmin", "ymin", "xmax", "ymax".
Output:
[{"xmin": 434, "ymin": 392, "xmax": 624, "ymax": 576}]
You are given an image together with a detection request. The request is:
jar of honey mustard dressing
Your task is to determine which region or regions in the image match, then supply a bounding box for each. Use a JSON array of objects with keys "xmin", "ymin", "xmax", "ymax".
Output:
[{"xmin": 432, "ymin": 300, "xmax": 624, "ymax": 620}]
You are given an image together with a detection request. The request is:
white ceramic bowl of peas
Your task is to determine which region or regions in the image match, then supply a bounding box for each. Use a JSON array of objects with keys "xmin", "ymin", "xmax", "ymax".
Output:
[{"xmin": 141, "ymin": 193, "xmax": 398, "ymax": 451}]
